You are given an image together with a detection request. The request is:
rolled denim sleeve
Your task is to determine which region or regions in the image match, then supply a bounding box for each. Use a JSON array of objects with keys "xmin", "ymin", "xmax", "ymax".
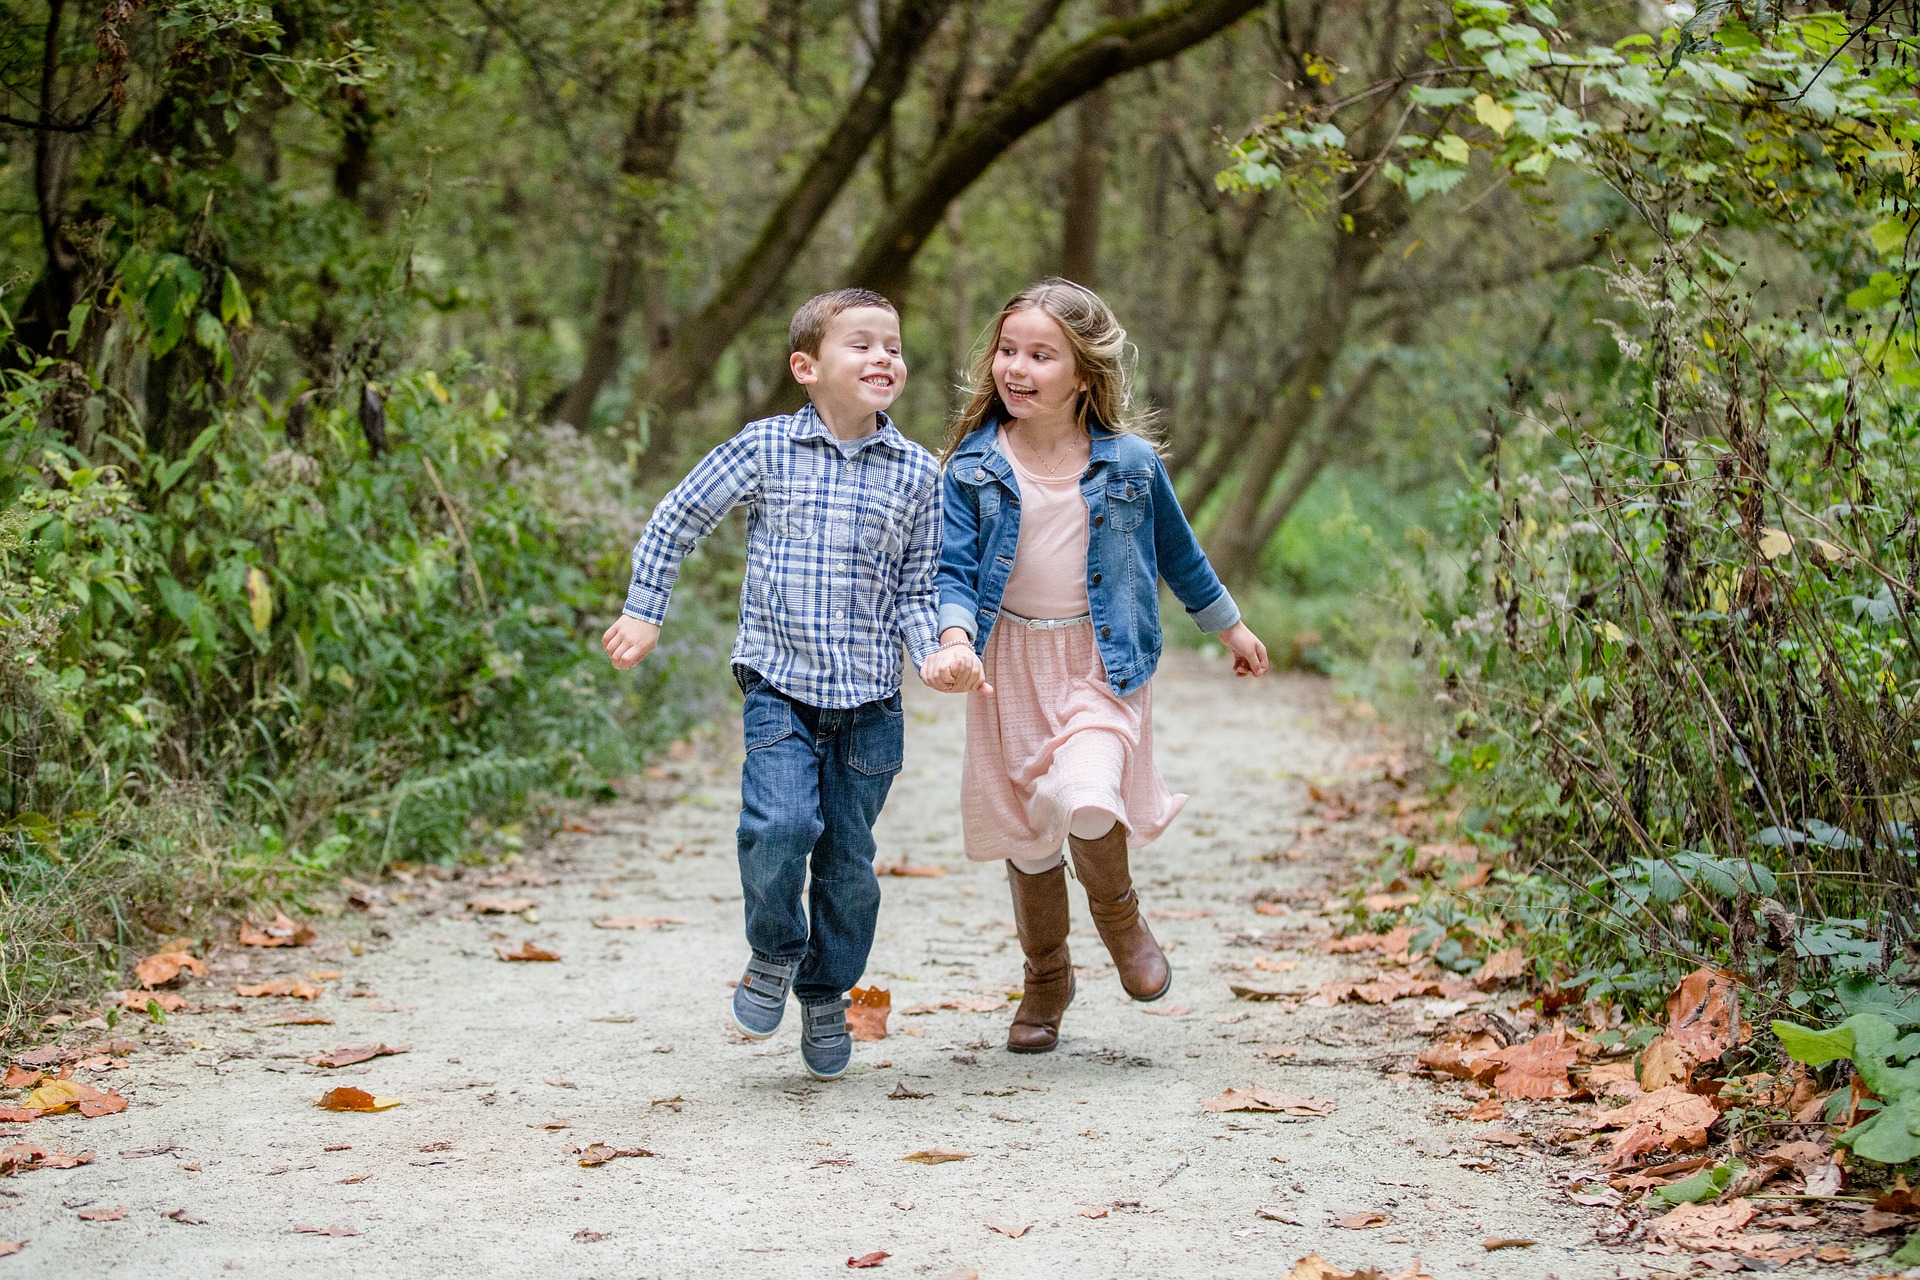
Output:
[
  {"xmin": 934, "ymin": 464, "xmax": 984, "ymax": 641},
  {"xmin": 624, "ymin": 430, "xmax": 759, "ymax": 624},
  {"xmin": 1149, "ymin": 454, "xmax": 1240, "ymax": 633},
  {"xmin": 896, "ymin": 472, "xmax": 943, "ymax": 667}
]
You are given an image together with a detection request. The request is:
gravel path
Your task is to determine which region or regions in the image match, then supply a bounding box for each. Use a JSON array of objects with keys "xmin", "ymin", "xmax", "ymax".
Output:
[{"xmin": 4, "ymin": 654, "xmax": 1630, "ymax": 1278}]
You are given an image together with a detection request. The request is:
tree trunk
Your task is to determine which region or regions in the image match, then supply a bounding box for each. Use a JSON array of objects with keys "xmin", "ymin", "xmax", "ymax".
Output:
[
  {"xmin": 844, "ymin": 0, "xmax": 1264, "ymax": 302},
  {"xmin": 1243, "ymin": 352, "xmax": 1390, "ymax": 555},
  {"xmin": 19, "ymin": 0, "xmax": 77, "ymax": 358},
  {"xmin": 645, "ymin": 0, "xmax": 957, "ymax": 420},
  {"xmin": 1059, "ymin": 86, "xmax": 1110, "ymax": 286}
]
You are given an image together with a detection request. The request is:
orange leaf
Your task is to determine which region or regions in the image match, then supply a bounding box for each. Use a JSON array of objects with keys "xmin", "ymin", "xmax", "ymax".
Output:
[
  {"xmin": 238, "ymin": 911, "xmax": 316, "ymax": 948},
  {"xmin": 848, "ymin": 1251, "xmax": 891, "ymax": 1268},
  {"xmin": 133, "ymin": 951, "xmax": 206, "ymax": 989},
  {"xmin": 1473, "ymin": 948, "xmax": 1526, "ymax": 989},
  {"xmin": 1332, "ymin": 1210, "xmax": 1390, "ymax": 1229},
  {"xmin": 847, "ymin": 986, "xmax": 891, "ymax": 1042},
  {"xmin": 2, "ymin": 1066, "xmax": 42, "ymax": 1089},
  {"xmin": 984, "ymin": 1219, "xmax": 1033, "ymax": 1238},
  {"xmin": 590, "ymin": 915, "xmax": 686, "ymax": 930},
  {"xmin": 1665, "ymin": 967, "xmax": 1739, "ymax": 1063},
  {"xmin": 235, "ymin": 980, "xmax": 324, "ymax": 1000},
  {"xmin": 315, "ymin": 1087, "xmax": 402, "ymax": 1112},
  {"xmin": 879, "ymin": 858, "xmax": 945, "ymax": 878},
  {"xmin": 1478, "ymin": 1033, "xmax": 1577, "ymax": 1100},
  {"xmin": 0, "ymin": 1108, "xmax": 35, "ymax": 1124},
  {"xmin": 901, "ymin": 1147, "xmax": 973, "ymax": 1164},
  {"xmin": 306, "ymin": 1044, "xmax": 411, "ymax": 1069},
  {"xmin": 1638, "ymin": 1037, "xmax": 1696, "ymax": 1090},
  {"xmin": 117, "ymin": 989, "xmax": 186, "ymax": 1013},
  {"xmin": 572, "ymin": 1142, "xmax": 654, "ymax": 1166},
  {"xmin": 496, "ymin": 941, "xmax": 561, "ymax": 962},
  {"xmin": 468, "ymin": 897, "xmax": 536, "ymax": 914},
  {"xmin": 76, "ymin": 1205, "xmax": 126, "ymax": 1221},
  {"xmin": 76, "ymin": 1089, "xmax": 127, "ymax": 1119}
]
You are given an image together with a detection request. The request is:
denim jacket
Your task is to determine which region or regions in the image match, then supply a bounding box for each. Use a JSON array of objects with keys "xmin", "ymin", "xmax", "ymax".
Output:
[{"xmin": 935, "ymin": 420, "xmax": 1240, "ymax": 695}]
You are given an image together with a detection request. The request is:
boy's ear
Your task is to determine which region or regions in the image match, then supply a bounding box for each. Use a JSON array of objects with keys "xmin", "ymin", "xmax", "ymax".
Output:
[{"xmin": 789, "ymin": 350, "xmax": 819, "ymax": 386}]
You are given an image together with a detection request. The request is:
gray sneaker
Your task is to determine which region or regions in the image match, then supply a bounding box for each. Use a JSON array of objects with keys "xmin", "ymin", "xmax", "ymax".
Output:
[
  {"xmin": 731, "ymin": 955, "xmax": 798, "ymax": 1040},
  {"xmin": 799, "ymin": 996, "xmax": 854, "ymax": 1080}
]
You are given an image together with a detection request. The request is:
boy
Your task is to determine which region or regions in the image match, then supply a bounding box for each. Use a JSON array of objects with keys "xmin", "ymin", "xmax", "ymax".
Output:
[{"xmin": 602, "ymin": 288, "xmax": 947, "ymax": 1080}]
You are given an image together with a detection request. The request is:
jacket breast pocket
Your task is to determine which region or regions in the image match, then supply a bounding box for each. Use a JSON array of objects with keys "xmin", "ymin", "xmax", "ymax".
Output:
[{"xmin": 1104, "ymin": 477, "xmax": 1148, "ymax": 532}]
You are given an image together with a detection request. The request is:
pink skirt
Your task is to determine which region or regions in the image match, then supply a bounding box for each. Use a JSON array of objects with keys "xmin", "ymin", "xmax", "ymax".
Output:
[{"xmin": 961, "ymin": 617, "xmax": 1186, "ymax": 863}]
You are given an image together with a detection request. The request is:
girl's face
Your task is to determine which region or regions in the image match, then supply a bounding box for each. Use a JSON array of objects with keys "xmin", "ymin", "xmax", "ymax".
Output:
[{"xmin": 993, "ymin": 307, "xmax": 1084, "ymax": 425}]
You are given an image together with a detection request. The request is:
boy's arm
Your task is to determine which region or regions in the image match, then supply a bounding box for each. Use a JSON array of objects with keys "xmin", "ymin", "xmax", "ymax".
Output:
[
  {"xmin": 933, "ymin": 465, "xmax": 983, "ymax": 642},
  {"xmin": 1148, "ymin": 454, "xmax": 1241, "ymax": 634},
  {"xmin": 624, "ymin": 430, "xmax": 760, "ymax": 624},
  {"xmin": 896, "ymin": 471, "xmax": 943, "ymax": 669}
]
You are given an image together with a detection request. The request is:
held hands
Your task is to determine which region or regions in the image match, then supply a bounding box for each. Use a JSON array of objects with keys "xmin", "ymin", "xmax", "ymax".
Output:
[
  {"xmin": 602, "ymin": 615, "xmax": 661, "ymax": 670},
  {"xmin": 919, "ymin": 630, "xmax": 993, "ymax": 695},
  {"xmin": 1219, "ymin": 621, "xmax": 1270, "ymax": 678}
]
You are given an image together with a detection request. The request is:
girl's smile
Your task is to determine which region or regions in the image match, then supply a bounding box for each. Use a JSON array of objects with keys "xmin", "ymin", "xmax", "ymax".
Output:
[{"xmin": 994, "ymin": 308, "xmax": 1085, "ymax": 424}]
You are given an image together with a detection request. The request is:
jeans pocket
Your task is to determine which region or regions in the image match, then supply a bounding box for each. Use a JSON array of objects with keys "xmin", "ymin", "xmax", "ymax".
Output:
[
  {"xmin": 743, "ymin": 686, "xmax": 796, "ymax": 751},
  {"xmin": 847, "ymin": 695, "xmax": 905, "ymax": 777}
]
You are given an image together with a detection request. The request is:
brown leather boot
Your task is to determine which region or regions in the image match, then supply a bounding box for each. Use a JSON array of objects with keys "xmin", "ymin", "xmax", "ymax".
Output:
[
  {"xmin": 1007, "ymin": 861, "xmax": 1074, "ymax": 1053},
  {"xmin": 1068, "ymin": 822, "xmax": 1171, "ymax": 1001}
]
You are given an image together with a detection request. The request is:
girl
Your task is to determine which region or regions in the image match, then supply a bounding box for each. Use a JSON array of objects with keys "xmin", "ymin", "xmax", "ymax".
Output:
[{"xmin": 923, "ymin": 278, "xmax": 1269, "ymax": 1054}]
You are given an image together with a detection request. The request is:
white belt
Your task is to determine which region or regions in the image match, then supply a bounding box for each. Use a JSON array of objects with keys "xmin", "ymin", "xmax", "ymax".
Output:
[{"xmin": 1000, "ymin": 610, "xmax": 1092, "ymax": 631}]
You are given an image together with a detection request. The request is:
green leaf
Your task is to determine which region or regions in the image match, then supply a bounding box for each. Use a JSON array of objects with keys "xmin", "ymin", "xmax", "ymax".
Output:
[
  {"xmin": 220, "ymin": 269, "xmax": 253, "ymax": 328},
  {"xmin": 1407, "ymin": 158, "xmax": 1469, "ymax": 201},
  {"xmin": 1434, "ymin": 133, "xmax": 1472, "ymax": 164},
  {"xmin": 1772, "ymin": 1018, "xmax": 1856, "ymax": 1067},
  {"xmin": 1841, "ymin": 1091, "xmax": 1920, "ymax": 1164},
  {"xmin": 1653, "ymin": 1160, "xmax": 1741, "ymax": 1205}
]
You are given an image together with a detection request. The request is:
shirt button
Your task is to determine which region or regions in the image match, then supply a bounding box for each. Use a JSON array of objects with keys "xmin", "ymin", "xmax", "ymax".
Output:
[
  {"xmin": 835, "ymin": 611, "xmax": 846, "ymax": 620},
  {"xmin": 1091, "ymin": 573, "xmax": 1102, "ymax": 586}
]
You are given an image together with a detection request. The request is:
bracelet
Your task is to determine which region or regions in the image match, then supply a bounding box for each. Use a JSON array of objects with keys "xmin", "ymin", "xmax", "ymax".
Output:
[{"xmin": 940, "ymin": 637, "xmax": 973, "ymax": 650}]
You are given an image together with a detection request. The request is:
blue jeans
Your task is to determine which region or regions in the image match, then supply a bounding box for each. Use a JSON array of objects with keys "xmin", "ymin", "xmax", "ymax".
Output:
[{"xmin": 734, "ymin": 666, "xmax": 904, "ymax": 1003}]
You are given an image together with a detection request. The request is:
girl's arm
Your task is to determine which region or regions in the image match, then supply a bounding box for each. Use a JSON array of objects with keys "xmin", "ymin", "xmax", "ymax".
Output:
[
  {"xmin": 934, "ymin": 465, "xmax": 985, "ymax": 643},
  {"xmin": 1147, "ymin": 454, "xmax": 1240, "ymax": 635}
]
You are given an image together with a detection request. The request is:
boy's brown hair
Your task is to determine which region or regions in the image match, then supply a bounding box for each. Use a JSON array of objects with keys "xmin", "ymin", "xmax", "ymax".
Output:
[{"xmin": 789, "ymin": 288, "xmax": 897, "ymax": 357}]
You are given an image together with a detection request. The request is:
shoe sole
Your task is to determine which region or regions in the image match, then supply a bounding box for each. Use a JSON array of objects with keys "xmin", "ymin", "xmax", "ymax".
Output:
[
  {"xmin": 729, "ymin": 1005, "xmax": 780, "ymax": 1041},
  {"xmin": 803, "ymin": 1056, "xmax": 850, "ymax": 1081},
  {"xmin": 1127, "ymin": 969, "xmax": 1173, "ymax": 1003},
  {"xmin": 1007, "ymin": 974, "xmax": 1073, "ymax": 1053},
  {"xmin": 1007, "ymin": 1040, "xmax": 1057, "ymax": 1054}
]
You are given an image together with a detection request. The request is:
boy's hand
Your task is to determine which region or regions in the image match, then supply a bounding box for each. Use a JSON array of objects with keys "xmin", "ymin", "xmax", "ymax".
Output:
[
  {"xmin": 603, "ymin": 616, "xmax": 662, "ymax": 670},
  {"xmin": 1219, "ymin": 621, "xmax": 1270, "ymax": 678},
  {"xmin": 919, "ymin": 643, "xmax": 992, "ymax": 695}
]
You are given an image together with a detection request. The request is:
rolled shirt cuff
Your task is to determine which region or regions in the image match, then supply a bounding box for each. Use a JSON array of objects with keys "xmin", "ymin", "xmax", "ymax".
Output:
[
  {"xmin": 904, "ymin": 630, "xmax": 942, "ymax": 669},
  {"xmin": 1189, "ymin": 589, "xmax": 1241, "ymax": 635},
  {"xmin": 937, "ymin": 602, "xmax": 979, "ymax": 640},
  {"xmin": 623, "ymin": 582, "xmax": 671, "ymax": 626}
]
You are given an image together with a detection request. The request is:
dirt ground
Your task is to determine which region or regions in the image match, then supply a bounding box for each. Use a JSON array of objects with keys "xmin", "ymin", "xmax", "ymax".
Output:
[{"xmin": 7, "ymin": 655, "xmax": 1665, "ymax": 1278}]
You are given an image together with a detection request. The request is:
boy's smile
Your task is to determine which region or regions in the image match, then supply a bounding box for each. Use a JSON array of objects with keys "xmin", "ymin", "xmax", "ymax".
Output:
[{"xmin": 790, "ymin": 305, "xmax": 907, "ymax": 438}]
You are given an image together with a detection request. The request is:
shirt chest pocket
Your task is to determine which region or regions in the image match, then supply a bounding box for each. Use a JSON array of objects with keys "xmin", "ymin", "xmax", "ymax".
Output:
[
  {"xmin": 764, "ymin": 497, "xmax": 815, "ymax": 540},
  {"xmin": 859, "ymin": 494, "xmax": 910, "ymax": 560},
  {"xmin": 1103, "ymin": 476, "xmax": 1148, "ymax": 532}
]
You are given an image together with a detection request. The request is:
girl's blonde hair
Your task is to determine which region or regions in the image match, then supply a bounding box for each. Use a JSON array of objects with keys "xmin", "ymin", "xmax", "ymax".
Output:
[{"xmin": 941, "ymin": 277, "xmax": 1155, "ymax": 462}]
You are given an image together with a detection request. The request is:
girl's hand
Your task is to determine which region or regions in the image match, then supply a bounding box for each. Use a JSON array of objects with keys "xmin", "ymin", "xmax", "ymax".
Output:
[
  {"xmin": 919, "ymin": 642, "xmax": 993, "ymax": 695},
  {"xmin": 1218, "ymin": 621, "xmax": 1269, "ymax": 678}
]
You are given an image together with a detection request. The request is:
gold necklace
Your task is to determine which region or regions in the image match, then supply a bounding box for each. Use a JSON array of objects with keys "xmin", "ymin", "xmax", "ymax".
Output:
[{"xmin": 1014, "ymin": 429, "xmax": 1084, "ymax": 478}]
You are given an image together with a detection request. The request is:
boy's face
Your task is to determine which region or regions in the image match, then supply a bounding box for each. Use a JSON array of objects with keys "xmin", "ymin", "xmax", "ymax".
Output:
[{"xmin": 790, "ymin": 306, "xmax": 906, "ymax": 418}]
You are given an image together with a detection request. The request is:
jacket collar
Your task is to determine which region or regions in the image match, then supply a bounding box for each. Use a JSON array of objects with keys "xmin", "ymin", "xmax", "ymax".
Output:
[{"xmin": 950, "ymin": 411, "xmax": 1119, "ymax": 477}]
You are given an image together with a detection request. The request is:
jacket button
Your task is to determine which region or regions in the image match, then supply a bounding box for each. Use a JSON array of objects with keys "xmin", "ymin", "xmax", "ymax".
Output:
[
  {"xmin": 1125, "ymin": 485, "xmax": 1135, "ymax": 498},
  {"xmin": 1091, "ymin": 573, "xmax": 1102, "ymax": 586},
  {"xmin": 1101, "ymin": 626, "xmax": 1111, "ymax": 639},
  {"xmin": 1117, "ymin": 679, "xmax": 1127, "ymax": 690},
  {"xmin": 1093, "ymin": 515, "xmax": 1104, "ymax": 526},
  {"xmin": 973, "ymin": 469, "xmax": 985, "ymax": 480}
]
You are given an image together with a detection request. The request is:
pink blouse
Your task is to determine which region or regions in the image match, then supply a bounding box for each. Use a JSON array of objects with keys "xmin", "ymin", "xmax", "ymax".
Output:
[{"xmin": 997, "ymin": 428, "xmax": 1091, "ymax": 621}]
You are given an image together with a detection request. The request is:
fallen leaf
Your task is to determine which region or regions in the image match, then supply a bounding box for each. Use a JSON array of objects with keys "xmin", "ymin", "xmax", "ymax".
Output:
[
  {"xmin": 1260, "ymin": 1045, "xmax": 1301, "ymax": 1060},
  {"xmin": 985, "ymin": 1218, "xmax": 1033, "ymax": 1238},
  {"xmin": 76, "ymin": 1090, "xmax": 128, "ymax": 1119},
  {"xmin": 848, "ymin": 1251, "xmax": 891, "ymax": 1268},
  {"xmin": 879, "ymin": 858, "xmax": 945, "ymax": 877},
  {"xmin": 528, "ymin": 1119, "xmax": 572, "ymax": 1130},
  {"xmin": 235, "ymin": 979, "xmax": 325, "ymax": 1000},
  {"xmin": 1229, "ymin": 984, "xmax": 1293, "ymax": 1002},
  {"xmin": 337, "ymin": 1172, "xmax": 373, "ymax": 1185},
  {"xmin": 930, "ymin": 1271, "xmax": 979, "ymax": 1280},
  {"xmin": 900, "ymin": 995, "xmax": 1005, "ymax": 1015},
  {"xmin": 166, "ymin": 1208, "xmax": 206, "ymax": 1224},
  {"xmin": 1462, "ymin": 1098, "xmax": 1504, "ymax": 1122},
  {"xmin": 1154, "ymin": 907, "xmax": 1212, "ymax": 920},
  {"xmin": 1257, "ymin": 1206, "xmax": 1304, "ymax": 1225},
  {"xmin": 1143, "ymin": 1004, "xmax": 1193, "ymax": 1017},
  {"xmin": 1078, "ymin": 1205, "xmax": 1110, "ymax": 1219},
  {"xmin": 1649, "ymin": 1198, "xmax": 1785, "ymax": 1256},
  {"xmin": 1664, "ymin": 967, "xmax": 1739, "ymax": 1064},
  {"xmin": 1477, "ymin": 1033, "xmax": 1576, "ymax": 1100},
  {"xmin": 1, "ymin": 1066, "xmax": 41, "ymax": 1089},
  {"xmin": 888, "ymin": 1082, "xmax": 932, "ymax": 1100},
  {"xmin": 1202, "ymin": 1087, "xmax": 1336, "ymax": 1117},
  {"xmin": 1360, "ymin": 891, "xmax": 1420, "ymax": 912},
  {"xmin": 590, "ymin": 915, "xmax": 686, "ymax": 930},
  {"xmin": 902, "ymin": 1147, "xmax": 974, "ymax": 1164},
  {"xmin": 314, "ymin": 1088, "xmax": 402, "ymax": 1112},
  {"xmin": 1253, "ymin": 956, "xmax": 1300, "ymax": 973},
  {"xmin": 0, "ymin": 1143, "xmax": 93, "ymax": 1175},
  {"xmin": 848, "ymin": 986, "xmax": 891, "ymax": 1042},
  {"xmin": 1858, "ymin": 1208, "xmax": 1910, "ymax": 1234},
  {"xmin": 291, "ymin": 1224, "xmax": 359, "ymax": 1237},
  {"xmin": 1331, "ymin": 1210, "xmax": 1389, "ymax": 1229},
  {"xmin": 0, "ymin": 1241, "xmax": 19, "ymax": 1257},
  {"xmin": 1595, "ymin": 1086, "xmax": 1721, "ymax": 1168},
  {"xmin": 1473, "ymin": 948, "xmax": 1525, "ymax": 989},
  {"xmin": 306, "ymin": 1044, "xmax": 411, "ymax": 1069},
  {"xmin": 468, "ymin": 897, "xmax": 536, "ymax": 914},
  {"xmin": 77, "ymin": 1206, "xmax": 126, "ymax": 1222},
  {"xmin": 258, "ymin": 1013, "xmax": 333, "ymax": 1026},
  {"xmin": 22, "ymin": 1080, "xmax": 124, "ymax": 1118},
  {"xmin": 0, "ymin": 1107, "xmax": 34, "ymax": 1124},
  {"xmin": 1285, "ymin": 1256, "xmax": 1350, "ymax": 1280},
  {"xmin": 239, "ymin": 912, "xmax": 316, "ymax": 948},
  {"xmin": 1483, "ymin": 1237, "xmax": 1536, "ymax": 1250},
  {"xmin": 573, "ymin": 1142, "xmax": 654, "ymax": 1166},
  {"xmin": 117, "ymin": 990, "xmax": 186, "ymax": 1014},
  {"xmin": 496, "ymin": 941, "xmax": 561, "ymax": 962},
  {"xmin": 134, "ymin": 951, "xmax": 206, "ymax": 989}
]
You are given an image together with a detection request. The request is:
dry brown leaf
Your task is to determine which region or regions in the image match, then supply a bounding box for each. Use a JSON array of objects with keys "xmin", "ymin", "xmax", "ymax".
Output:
[
  {"xmin": 1254, "ymin": 956, "xmax": 1300, "ymax": 973},
  {"xmin": 888, "ymin": 1082, "xmax": 932, "ymax": 1100},
  {"xmin": 76, "ymin": 1205, "xmax": 126, "ymax": 1222},
  {"xmin": 573, "ymin": 1142, "xmax": 655, "ymax": 1166},
  {"xmin": 1477, "ymin": 1033, "xmax": 1576, "ymax": 1100},
  {"xmin": 2, "ymin": 1066, "xmax": 41, "ymax": 1090},
  {"xmin": 235, "ymin": 979, "xmax": 324, "ymax": 1000},
  {"xmin": 22, "ymin": 1080, "xmax": 124, "ymax": 1118},
  {"xmin": 258, "ymin": 1012, "xmax": 333, "ymax": 1026},
  {"xmin": 1142, "ymin": 1004, "xmax": 1193, "ymax": 1017},
  {"xmin": 1201, "ymin": 1087, "xmax": 1336, "ymax": 1117},
  {"xmin": 1323, "ymin": 932, "xmax": 1391, "ymax": 954},
  {"xmin": 1077, "ymin": 1205, "xmax": 1110, "ymax": 1219},
  {"xmin": 1665, "ymin": 967, "xmax": 1740, "ymax": 1064},
  {"xmin": 0, "ymin": 1107, "xmax": 34, "ymax": 1124},
  {"xmin": 1581, "ymin": 1060, "xmax": 1640, "ymax": 1096},
  {"xmin": 901, "ymin": 1147, "xmax": 973, "ymax": 1164},
  {"xmin": 1473, "ymin": 948, "xmax": 1525, "ymax": 989},
  {"xmin": 0, "ymin": 1241, "xmax": 20, "ymax": 1257},
  {"xmin": 984, "ymin": 1218, "xmax": 1033, "ymax": 1239},
  {"xmin": 0, "ymin": 1143, "xmax": 93, "ymax": 1175},
  {"xmin": 291, "ymin": 1224, "xmax": 359, "ymax": 1237},
  {"xmin": 1360, "ymin": 891, "xmax": 1420, "ymax": 912},
  {"xmin": 1483, "ymin": 1238, "xmax": 1536, "ymax": 1251},
  {"xmin": 134, "ymin": 950, "xmax": 207, "ymax": 989},
  {"xmin": 1418, "ymin": 1032, "xmax": 1502, "ymax": 1080},
  {"xmin": 1285, "ymin": 1257, "xmax": 1351, "ymax": 1280},
  {"xmin": 306, "ymin": 1044, "xmax": 411, "ymax": 1069},
  {"xmin": 1230, "ymin": 984, "xmax": 1294, "ymax": 1002},
  {"xmin": 239, "ymin": 912, "xmax": 316, "ymax": 948},
  {"xmin": 900, "ymin": 996, "xmax": 1004, "ymax": 1015},
  {"xmin": 467, "ymin": 897, "xmax": 536, "ymax": 914},
  {"xmin": 314, "ymin": 1087, "xmax": 402, "ymax": 1112},
  {"xmin": 1331, "ymin": 1210, "xmax": 1389, "ymax": 1229},
  {"xmin": 1462, "ymin": 1098, "xmax": 1504, "ymax": 1122},
  {"xmin": 879, "ymin": 858, "xmax": 945, "ymax": 878},
  {"xmin": 117, "ymin": 989, "xmax": 186, "ymax": 1013},
  {"xmin": 848, "ymin": 1250, "xmax": 891, "ymax": 1268},
  {"xmin": 1649, "ymin": 1199, "xmax": 1785, "ymax": 1256},
  {"xmin": 590, "ymin": 915, "xmax": 686, "ymax": 930},
  {"xmin": 77, "ymin": 1089, "xmax": 128, "ymax": 1119},
  {"xmin": 848, "ymin": 986, "xmax": 890, "ymax": 1042},
  {"xmin": 1596, "ymin": 1085, "xmax": 1721, "ymax": 1168},
  {"xmin": 496, "ymin": 941, "xmax": 561, "ymax": 962}
]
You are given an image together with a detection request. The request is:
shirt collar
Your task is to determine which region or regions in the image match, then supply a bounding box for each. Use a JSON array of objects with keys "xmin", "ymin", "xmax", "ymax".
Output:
[{"xmin": 787, "ymin": 402, "xmax": 906, "ymax": 455}]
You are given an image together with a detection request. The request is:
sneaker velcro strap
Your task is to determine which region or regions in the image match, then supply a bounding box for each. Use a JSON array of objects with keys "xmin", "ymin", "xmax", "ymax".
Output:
[
  {"xmin": 743, "ymin": 957, "xmax": 796, "ymax": 992},
  {"xmin": 806, "ymin": 999, "xmax": 849, "ymax": 1038}
]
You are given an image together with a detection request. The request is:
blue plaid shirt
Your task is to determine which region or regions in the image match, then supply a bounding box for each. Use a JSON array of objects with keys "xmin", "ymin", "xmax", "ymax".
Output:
[{"xmin": 625, "ymin": 405, "xmax": 942, "ymax": 709}]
